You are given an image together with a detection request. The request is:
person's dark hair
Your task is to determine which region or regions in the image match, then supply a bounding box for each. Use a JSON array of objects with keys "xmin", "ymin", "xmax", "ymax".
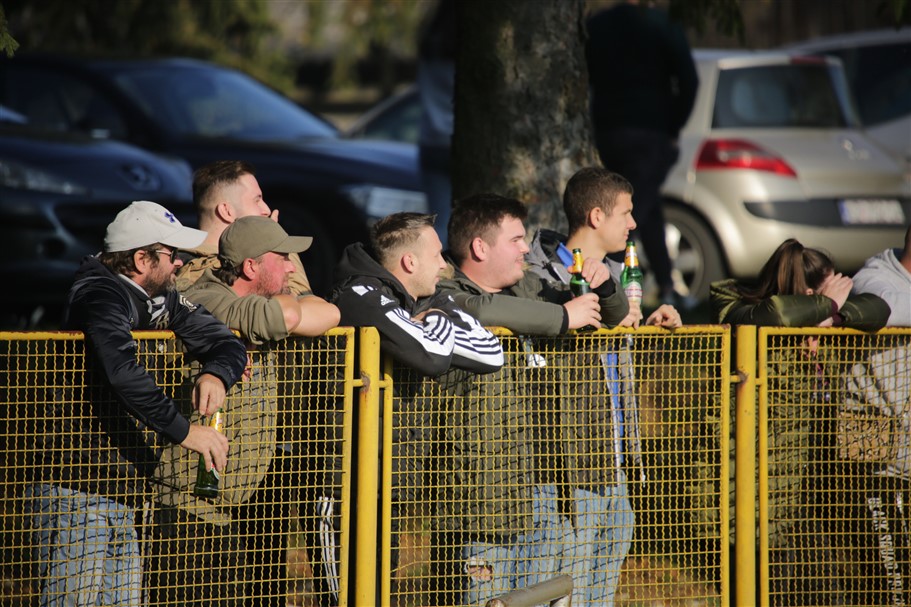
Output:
[
  {"xmin": 448, "ymin": 193, "xmax": 528, "ymax": 266},
  {"xmin": 99, "ymin": 244, "xmax": 161, "ymax": 276},
  {"xmin": 563, "ymin": 167, "xmax": 633, "ymax": 235},
  {"xmin": 192, "ymin": 160, "xmax": 257, "ymax": 217},
  {"xmin": 212, "ymin": 259, "xmax": 242, "ymax": 287},
  {"xmin": 213, "ymin": 253, "xmax": 270, "ymax": 287},
  {"xmin": 736, "ymin": 239, "xmax": 835, "ymax": 303},
  {"xmin": 370, "ymin": 212, "xmax": 437, "ymax": 269}
]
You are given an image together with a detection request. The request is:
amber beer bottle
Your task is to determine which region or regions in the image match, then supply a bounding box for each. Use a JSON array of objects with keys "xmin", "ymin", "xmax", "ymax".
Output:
[
  {"xmin": 193, "ymin": 408, "xmax": 226, "ymax": 497},
  {"xmin": 620, "ymin": 241, "xmax": 644, "ymax": 306},
  {"xmin": 569, "ymin": 248, "xmax": 592, "ymax": 297}
]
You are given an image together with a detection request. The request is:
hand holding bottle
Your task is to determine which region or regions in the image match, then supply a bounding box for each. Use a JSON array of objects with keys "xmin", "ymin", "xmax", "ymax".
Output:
[
  {"xmin": 181, "ymin": 422, "xmax": 228, "ymax": 474},
  {"xmin": 564, "ymin": 293, "xmax": 602, "ymax": 330},
  {"xmin": 578, "ymin": 258, "xmax": 612, "ymax": 289}
]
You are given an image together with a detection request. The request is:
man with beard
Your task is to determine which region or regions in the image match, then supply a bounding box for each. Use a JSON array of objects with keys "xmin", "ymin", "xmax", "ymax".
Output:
[
  {"xmin": 25, "ymin": 200, "xmax": 248, "ymax": 607},
  {"xmin": 150, "ymin": 215, "xmax": 340, "ymax": 606}
]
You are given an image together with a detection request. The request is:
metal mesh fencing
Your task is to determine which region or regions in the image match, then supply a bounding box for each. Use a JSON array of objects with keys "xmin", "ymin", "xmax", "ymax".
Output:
[
  {"xmin": 16, "ymin": 324, "xmax": 909, "ymax": 606},
  {"xmin": 381, "ymin": 327, "xmax": 731, "ymax": 607},
  {"xmin": 0, "ymin": 329, "xmax": 354, "ymax": 607},
  {"xmin": 760, "ymin": 327, "xmax": 911, "ymax": 607}
]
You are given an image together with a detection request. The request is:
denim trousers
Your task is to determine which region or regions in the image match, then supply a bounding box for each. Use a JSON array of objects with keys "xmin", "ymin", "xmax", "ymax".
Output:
[
  {"xmin": 523, "ymin": 475, "xmax": 634, "ymax": 607},
  {"xmin": 24, "ymin": 483, "xmax": 141, "ymax": 607},
  {"xmin": 459, "ymin": 536, "xmax": 526, "ymax": 605}
]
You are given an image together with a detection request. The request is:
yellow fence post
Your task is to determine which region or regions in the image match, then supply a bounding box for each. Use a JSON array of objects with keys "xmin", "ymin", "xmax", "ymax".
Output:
[
  {"xmin": 379, "ymin": 357, "xmax": 394, "ymax": 606},
  {"xmin": 735, "ymin": 325, "xmax": 757, "ymax": 607},
  {"xmin": 354, "ymin": 327, "xmax": 381, "ymax": 605}
]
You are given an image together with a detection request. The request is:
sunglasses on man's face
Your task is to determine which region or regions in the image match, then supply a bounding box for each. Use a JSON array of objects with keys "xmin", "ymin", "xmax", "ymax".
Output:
[{"xmin": 153, "ymin": 248, "xmax": 179, "ymax": 264}]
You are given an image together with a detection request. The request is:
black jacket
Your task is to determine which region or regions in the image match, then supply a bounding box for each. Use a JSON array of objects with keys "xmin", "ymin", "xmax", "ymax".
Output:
[
  {"xmin": 48, "ymin": 256, "xmax": 247, "ymax": 505},
  {"xmin": 330, "ymin": 242, "xmax": 503, "ymax": 376}
]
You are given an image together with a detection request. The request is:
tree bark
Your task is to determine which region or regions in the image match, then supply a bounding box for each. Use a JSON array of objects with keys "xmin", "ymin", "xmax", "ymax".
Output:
[{"xmin": 452, "ymin": 0, "xmax": 596, "ymax": 234}]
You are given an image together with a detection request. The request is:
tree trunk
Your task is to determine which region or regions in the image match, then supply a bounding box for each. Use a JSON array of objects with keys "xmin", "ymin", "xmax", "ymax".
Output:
[{"xmin": 452, "ymin": 0, "xmax": 596, "ymax": 234}]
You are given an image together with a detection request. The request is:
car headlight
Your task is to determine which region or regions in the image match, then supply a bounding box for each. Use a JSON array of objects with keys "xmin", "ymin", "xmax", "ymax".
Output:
[
  {"xmin": 343, "ymin": 185, "xmax": 428, "ymax": 220},
  {"xmin": 0, "ymin": 159, "xmax": 88, "ymax": 195},
  {"xmin": 0, "ymin": 158, "xmax": 88, "ymax": 194}
]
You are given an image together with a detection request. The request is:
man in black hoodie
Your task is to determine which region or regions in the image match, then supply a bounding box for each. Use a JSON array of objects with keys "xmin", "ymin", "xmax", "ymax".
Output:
[
  {"xmin": 26, "ymin": 200, "xmax": 247, "ymax": 606},
  {"xmin": 331, "ymin": 212, "xmax": 503, "ymax": 376},
  {"xmin": 330, "ymin": 212, "xmax": 503, "ymax": 601}
]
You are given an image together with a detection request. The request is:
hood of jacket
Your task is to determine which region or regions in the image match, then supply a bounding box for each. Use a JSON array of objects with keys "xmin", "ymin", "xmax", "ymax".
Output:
[
  {"xmin": 330, "ymin": 242, "xmax": 415, "ymax": 307},
  {"xmin": 73, "ymin": 254, "xmax": 114, "ymax": 283},
  {"xmin": 861, "ymin": 248, "xmax": 908, "ymax": 278}
]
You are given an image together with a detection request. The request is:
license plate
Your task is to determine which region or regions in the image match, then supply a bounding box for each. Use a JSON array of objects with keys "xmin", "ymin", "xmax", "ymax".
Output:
[{"xmin": 838, "ymin": 199, "xmax": 905, "ymax": 225}]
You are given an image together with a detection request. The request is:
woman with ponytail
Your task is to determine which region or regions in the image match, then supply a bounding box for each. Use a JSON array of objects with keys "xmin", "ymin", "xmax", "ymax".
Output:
[{"xmin": 712, "ymin": 239, "xmax": 890, "ymax": 606}]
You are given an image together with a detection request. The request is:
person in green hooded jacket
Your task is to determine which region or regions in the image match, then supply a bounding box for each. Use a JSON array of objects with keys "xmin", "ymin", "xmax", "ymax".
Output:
[{"xmin": 711, "ymin": 238, "xmax": 890, "ymax": 606}]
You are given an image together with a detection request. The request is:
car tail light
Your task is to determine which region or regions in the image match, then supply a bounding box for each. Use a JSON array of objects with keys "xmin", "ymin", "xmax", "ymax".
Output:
[{"xmin": 695, "ymin": 139, "xmax": 798, "ymax": 177}]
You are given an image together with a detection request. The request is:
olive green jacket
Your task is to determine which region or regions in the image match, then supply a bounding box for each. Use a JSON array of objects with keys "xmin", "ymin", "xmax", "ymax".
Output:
[{"xmin": 710, "ymin": 278, "xmax": 890, "ymax": 330}]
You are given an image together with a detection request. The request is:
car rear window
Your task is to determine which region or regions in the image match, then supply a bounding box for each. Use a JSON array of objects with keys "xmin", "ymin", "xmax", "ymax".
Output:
[
  {"xmin": 821, "ymin": 42, "xmax": 911, "ymax": 127},
  {"xmin": 713, "ymin": 64, "xmax": 851, "ymax": 129}
]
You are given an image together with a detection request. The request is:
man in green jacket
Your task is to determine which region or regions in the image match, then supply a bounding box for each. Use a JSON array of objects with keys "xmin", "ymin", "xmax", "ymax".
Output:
[
  {"xmin": 150, "ymin": 216, "xmax": 340, "ymax": 606},
  {"xmin": 437, "ymin": 192, "xmax": 632, "ymax": 605}
]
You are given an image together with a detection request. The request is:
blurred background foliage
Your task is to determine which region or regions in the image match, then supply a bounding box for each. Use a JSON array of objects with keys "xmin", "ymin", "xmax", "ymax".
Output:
[
  {"xmin": 1, "ymin": 0, "xmax": 908, "ymax": 105},
  {"xmin": 1, "ymin": 0, "xmax": 295, "ymax": 90}
]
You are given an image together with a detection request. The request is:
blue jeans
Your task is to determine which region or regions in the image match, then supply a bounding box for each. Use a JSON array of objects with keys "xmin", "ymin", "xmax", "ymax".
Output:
[
  {"xmin": 24, "ymin": 484, "xmax": 141, "ymax": 607},
  {"xmin": 523, "ymin": 478, "xmax": 634, "ymax": 607},
  {"xmin": 459, "ymin": 537, "xmax": 525, "ymax": 605}
]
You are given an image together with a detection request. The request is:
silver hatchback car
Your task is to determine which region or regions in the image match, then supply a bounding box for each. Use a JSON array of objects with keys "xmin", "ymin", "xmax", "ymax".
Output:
[{"xmin": 661, "ymin": 50, "xmax": 911, "ymax": 300}]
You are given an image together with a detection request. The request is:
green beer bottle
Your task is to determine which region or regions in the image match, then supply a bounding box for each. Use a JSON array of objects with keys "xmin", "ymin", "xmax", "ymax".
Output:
[
  {"xmin": 193, "ymin": 408, "xmax": 226, "ymax": 498},
  {"xmin": 569, "ymin": 248, "xmax": 591, "ymax": 297},
  {"xmin": 620, "ymin": 240, "xmax": 644, "ymax": 306}
]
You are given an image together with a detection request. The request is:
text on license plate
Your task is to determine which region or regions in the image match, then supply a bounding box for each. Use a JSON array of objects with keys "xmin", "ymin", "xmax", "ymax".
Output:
[{"xmin": 838, "ymin": 199, "xmax": 905, "ymax": 225}]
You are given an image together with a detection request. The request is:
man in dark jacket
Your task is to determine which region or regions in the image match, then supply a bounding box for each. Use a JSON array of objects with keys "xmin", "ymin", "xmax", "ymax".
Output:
[
  {"xmin": 525, "ymin": 169, "xmax": 683, "ymax": 606},
  {"xmin": 25, "ymin": 200, "xmax": 247, "ymax": 606},
  {"xmin": 331, "ymin": 212, "xmax": 503, "ymax": 376},
  {"xmin": 440, "ymin": 192, "xmax": 638, "ymax": 605},
  {"xmin": 330, "ymin": 212, "xmax": 503, "ymax": 602}
]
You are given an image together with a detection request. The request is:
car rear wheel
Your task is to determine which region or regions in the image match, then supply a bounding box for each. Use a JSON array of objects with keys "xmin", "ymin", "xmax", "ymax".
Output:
[{"xmin": 663, "ymin": 204, "xmax": 725, "ymax": 302}]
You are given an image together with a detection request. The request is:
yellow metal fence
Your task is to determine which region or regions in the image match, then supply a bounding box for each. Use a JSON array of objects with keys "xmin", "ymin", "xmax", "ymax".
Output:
[
  {"xmin": 1, "ymin": 329, "xmax": 355, "ymax": 607},
  {"xmin": 379, "ymin": 328, "xmax": 731, "ymax": 607},
  {"xmin": 758, "ymin": 327, "xmax": 911, "ymax": 607},
  {"xmin": 2, "ymin": 325, "xmax": 910, "ymax": 607}
]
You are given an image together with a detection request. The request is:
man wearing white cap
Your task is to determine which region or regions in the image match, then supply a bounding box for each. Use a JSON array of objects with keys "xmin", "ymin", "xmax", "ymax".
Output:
[{"xmin": 25, "ymin": 201, "xmax": 248, "ymax": 607}]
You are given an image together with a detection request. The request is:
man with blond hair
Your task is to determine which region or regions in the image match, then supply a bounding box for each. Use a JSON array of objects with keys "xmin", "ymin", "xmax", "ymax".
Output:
[{"xmin": 177, "ymin": 159, "xmax": 312, "ymax": 295}]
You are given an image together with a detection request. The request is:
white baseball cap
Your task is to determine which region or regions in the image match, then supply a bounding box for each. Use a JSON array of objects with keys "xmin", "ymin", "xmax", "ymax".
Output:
[{"xmin": 104, "ymin": 201, "xmax": 207, "ymax": 253}]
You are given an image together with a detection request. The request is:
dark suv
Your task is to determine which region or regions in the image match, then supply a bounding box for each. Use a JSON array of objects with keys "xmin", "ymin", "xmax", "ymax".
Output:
[
  {"xmin": 0, "ymin": 110, "xmax": 195, "ymax": 328},
  {"xmin": 0, "ymin": 54, "xmax": 428, "ymax": 296}
]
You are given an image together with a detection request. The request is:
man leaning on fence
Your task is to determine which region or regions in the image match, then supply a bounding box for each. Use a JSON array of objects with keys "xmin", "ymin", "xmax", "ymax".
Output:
[
  {"xmin": 841, "ymin": 224, "xmax": 911, "ymax": 604},
  {"xmin": 329, "ymin": 211, "xmax": 504, "ymax": 598},
  {"xmin": 25, "ymin": 201, "xmax": 247, "ymax": 607},
  {"xmin": 852, "ymin": 224, "xmax": 911, "ymax": 327},
  {"xmin": 522, "ymin": 167, "xmax": 682, "ymax": 606},
  {"xmin": 436, "ymin": 192, "xmax": 628, "ymax": 604},
  {"xmin": 149, "ymin": 215, "xmax": 340, "ymax": 607}
]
